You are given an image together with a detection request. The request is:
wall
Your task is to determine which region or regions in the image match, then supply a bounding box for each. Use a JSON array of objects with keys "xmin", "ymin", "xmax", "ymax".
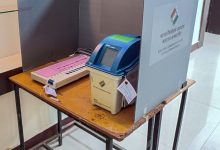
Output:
[
  {"xmin": 192, "ymin": 0, "xmax": 204, "ymax": 45},
  {"xmin": 0, "ymin": 1, "xmax": 58, "ymax": 149},
  {"xmin": 78, "ymin": 0, "xmax": 143, "ymax": 49},
  {"xmin": 206, "ymin": 0, "xmax": 220, "ymax": 34},
  {"xmin": 0, "ymin": 0, "xmax": 20, "ymax": 59},
  {"xmin": 78, "ymin": 0, "xmax": 202, "ymax": 49},
  {"xmin": 0, "ymin": 4, "xmax": 21, "ymax": 149}
]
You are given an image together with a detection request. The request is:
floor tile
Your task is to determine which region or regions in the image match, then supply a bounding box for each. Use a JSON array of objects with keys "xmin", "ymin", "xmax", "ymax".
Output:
[
  {"xmin": 177, "ymin": 100, "xmax": 220, "ymax": 150},
  {"xmin": 201, "ymin": 123, "xmax": 220, "ymax": 150},
  {"xmin": 157, "ymin": 95, "xmax": 220, "ymax": 150},
  {"xmin": 135, "ymin": 121, "xmax": 148, "ymax": 136},
  {"xmin": 158, "ymin": 97, "xmax": 181, "ymax": 149},
  {"xmin": 114, "ymin": 130, "xmax": 147, "ymax": 150},
  {"xmin": 53, "ymin": 127, "xmax": 104, "ymax": 150},
  {"xmin": 187, "ymin": 35, "xmax": 220, "ymax": 110},
  {"xmin": 51, "ymin": 124, "xmax": 148, "ymax": 150}
]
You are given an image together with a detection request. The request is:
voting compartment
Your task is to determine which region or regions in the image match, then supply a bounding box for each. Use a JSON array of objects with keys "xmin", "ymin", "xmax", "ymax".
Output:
[{"xmin": 17, "ymin": 0, "xmax": 199, "ymax": 122}]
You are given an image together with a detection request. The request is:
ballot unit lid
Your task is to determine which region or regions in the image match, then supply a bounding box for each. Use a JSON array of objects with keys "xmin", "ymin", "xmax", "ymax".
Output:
[{"xmin": 86, "ymin": 34, "xmax": 141, "ymax": 76}]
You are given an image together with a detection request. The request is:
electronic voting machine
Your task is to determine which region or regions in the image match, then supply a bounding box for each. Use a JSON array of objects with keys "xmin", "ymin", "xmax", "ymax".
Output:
[
  {"xmin": 31, "ymin": 54, "xmax": 89, "ymax": 89},
  {"xmin": 86, "ymin": 34, "xmax": 141, "ymax": 114}
]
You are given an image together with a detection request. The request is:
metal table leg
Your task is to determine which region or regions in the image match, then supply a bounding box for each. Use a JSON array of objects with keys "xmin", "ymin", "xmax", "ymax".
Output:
[
  {"xmin": 172, "ymin": 90, "xmax": 188, "ymax": 150},
  {"xmin": 147, "ymin": 117, "xmax": 154, "ymax": 150},
  {"xmin": 147, "ymin": 110, "xmax": 163, "ymax": 150},
  {"xmin": 57, "ymin": 110, "xmax": 62, "ymax": 146},
  {"xmin": 106, "ymin": 138, "xmax": 113, "ymax": 150},
  {"xmin": 14, "ymin": 84, "xmax": 25, "ymax": 150},
  {"xmin": 152, "ymin": 110, "xmax": 163, "ymax": 150}
]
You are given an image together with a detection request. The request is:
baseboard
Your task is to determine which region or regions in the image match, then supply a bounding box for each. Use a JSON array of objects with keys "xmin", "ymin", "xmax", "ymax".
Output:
[
  {"xmin": 191, "ymin": 42, "xmax": 201, "ymax": 52},
  {"xmin": 0, "ymin": 67, "xmax": 22, "ymax": 96},
  {"xmin": 12, "ymin": 117, "xmax": 74, "ymax": 150}
]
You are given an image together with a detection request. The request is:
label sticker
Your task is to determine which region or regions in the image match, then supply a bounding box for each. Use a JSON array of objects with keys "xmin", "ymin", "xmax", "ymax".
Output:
[
  {"xmin": 44, "ymin": 85, "xmax": 57, "ymax": 97},
  {"xmin": 117, "ymin": 79, "xmax": 137, "ymax": 104}
]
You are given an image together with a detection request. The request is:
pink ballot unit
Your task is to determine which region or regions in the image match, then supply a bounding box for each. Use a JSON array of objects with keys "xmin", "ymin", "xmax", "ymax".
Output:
[{"xmin": 31, "ymin": 54, "xmax": 89, "ymax": 89}]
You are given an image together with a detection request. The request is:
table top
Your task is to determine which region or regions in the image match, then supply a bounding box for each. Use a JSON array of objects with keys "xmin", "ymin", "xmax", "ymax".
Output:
[{"xmin": 9, "ymin": 68, "xmax": 195, "ymax": 141}]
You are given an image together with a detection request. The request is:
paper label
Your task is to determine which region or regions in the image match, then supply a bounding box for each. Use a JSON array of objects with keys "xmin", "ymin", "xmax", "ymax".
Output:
[
  {"xmin": 44, "ymin": 85, "xmax": 57, "ymax": 97},
  {"xmin": 117, "ymin": 79, "xmax": 137, "ymax": 104}
]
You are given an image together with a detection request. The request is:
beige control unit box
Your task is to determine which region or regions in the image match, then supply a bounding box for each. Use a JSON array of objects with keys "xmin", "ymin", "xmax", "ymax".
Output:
[{"xmin": 87, "ymin": 66, "xmax": 138, "ymax": 114}]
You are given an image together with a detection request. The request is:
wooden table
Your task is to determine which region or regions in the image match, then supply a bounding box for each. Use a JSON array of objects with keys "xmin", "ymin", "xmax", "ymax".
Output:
[{"xmin": 10, "ymin": 69, "xmax": 195, "ymax": 150}]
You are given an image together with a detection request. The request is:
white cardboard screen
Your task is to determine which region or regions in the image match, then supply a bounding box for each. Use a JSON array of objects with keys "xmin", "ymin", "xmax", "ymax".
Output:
[{"xmin": 135, "ymin": 0, "xmax": 199, "ymax": 122}]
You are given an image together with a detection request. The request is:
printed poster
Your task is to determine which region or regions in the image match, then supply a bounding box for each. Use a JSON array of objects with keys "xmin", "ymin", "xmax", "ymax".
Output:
[{"xmin": 150, "ymin": 1, "xmax": 191, "ymax": 65}]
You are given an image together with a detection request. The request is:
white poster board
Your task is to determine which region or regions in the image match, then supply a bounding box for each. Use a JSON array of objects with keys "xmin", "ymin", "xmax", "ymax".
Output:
[{"xmin": 135, "ymin": 0, "xmax": 198, "ymax": 122}]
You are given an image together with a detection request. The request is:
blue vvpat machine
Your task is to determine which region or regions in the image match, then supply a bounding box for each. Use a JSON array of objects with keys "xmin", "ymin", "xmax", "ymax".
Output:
[{"xmin": 86, "ymin": 34, "xmax": 141, "ymax": 114}]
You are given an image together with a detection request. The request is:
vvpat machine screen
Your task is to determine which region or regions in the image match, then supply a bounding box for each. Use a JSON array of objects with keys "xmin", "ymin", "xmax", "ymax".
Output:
[{"xmin": 101, "ymin": 47, "xmax": 119, "ymax": 67}]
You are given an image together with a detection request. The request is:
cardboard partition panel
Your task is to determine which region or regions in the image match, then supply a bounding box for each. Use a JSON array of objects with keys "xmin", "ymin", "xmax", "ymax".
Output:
[
  {"xmin": 135, "ymin": 0, "xmax": 199, "ymax": 121},
  {"xmin": 17, "ymin": 0, "xmax": 198, "ymax": 122},
  {"xmin": 18, "ymin": 0, "xmax": 143, "ymax": 70},
  {"xmin": 18, "ymin": 0, "xmax": 79, "ymax": 70},
  {"xmin": 78, "ymin": 0, "xmax": 143, "ymax": 49}
]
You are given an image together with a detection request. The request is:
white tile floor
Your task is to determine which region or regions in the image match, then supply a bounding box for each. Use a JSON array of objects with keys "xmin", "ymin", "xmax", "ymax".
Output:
[{"xmin": 46, "ymin": 33, "xmax": 220, "ymax": 150}]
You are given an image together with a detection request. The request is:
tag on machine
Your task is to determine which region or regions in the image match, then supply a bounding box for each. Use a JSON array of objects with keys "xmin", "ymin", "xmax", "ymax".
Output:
[
  {"xmin": 117, "ymin": 79, "xmax": 137, "ymax": 104},
  {"xmin": 44, "ymin": 85, "xmax": 57, "ymax": 97}
]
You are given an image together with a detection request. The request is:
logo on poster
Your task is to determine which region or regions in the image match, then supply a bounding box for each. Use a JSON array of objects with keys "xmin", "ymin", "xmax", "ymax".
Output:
[{"xmin": 171, "ymin": 8, "xmax": 179, "ymax": 25}]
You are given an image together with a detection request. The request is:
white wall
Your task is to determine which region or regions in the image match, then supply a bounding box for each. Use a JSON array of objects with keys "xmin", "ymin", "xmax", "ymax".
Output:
[
  {"xmin": 0, "ymin": 0, "xmax": 21, "ymax": 59},
  {"xmin": 0, "ymin": 1, "xmax": 58, "ymax": 149},
  {"xmin": 0, "ymin": 0, "xmax": 17, "ymax": 11},
  {"xmin": 192, "ymin": 0, "xmax": 204, "ymax": 45}
]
